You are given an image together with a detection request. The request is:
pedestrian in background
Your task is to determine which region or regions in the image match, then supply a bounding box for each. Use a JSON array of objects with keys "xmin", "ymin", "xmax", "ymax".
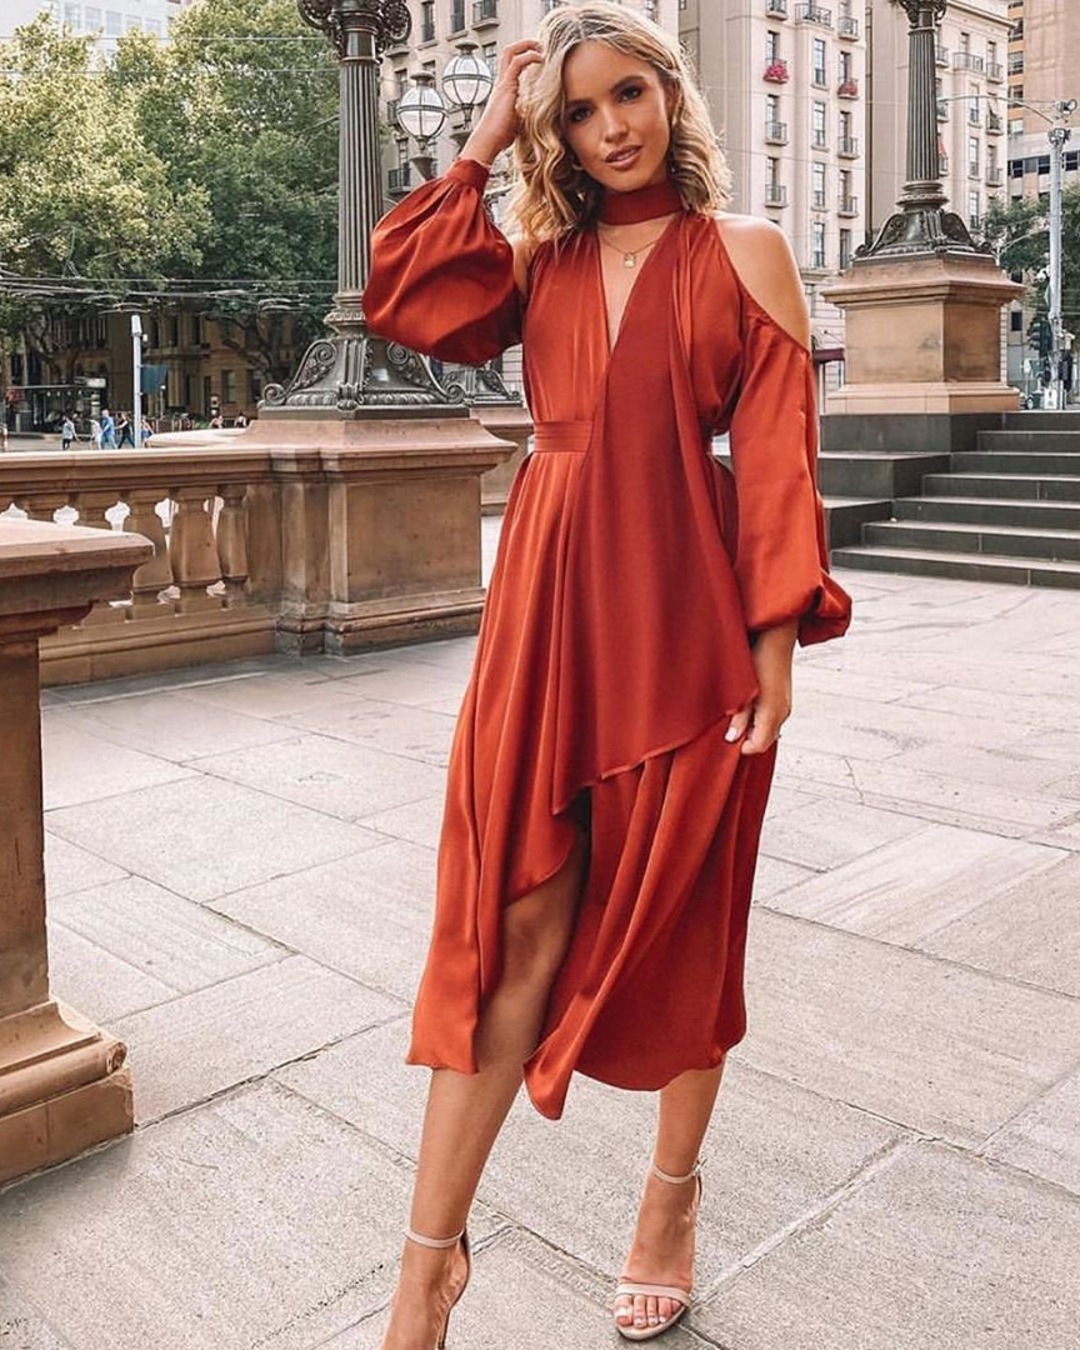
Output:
[
  {"xmin": 365, "ymin": 6, "xmax": 851, "ymax": 1347},
  {"xmin": 100, "ymin": 408, "xmax": 117, "ymax": 449},
  {"xmin": 89, "ymin": 417, "xmax": 103, "ymax": 450},
  {"xmin": 117, "ymin": 411, "xmax": 135, "ymax": 448},
  {"xmin": 61, "ymin": 414, "xmax": 76, "ymax": 451}
]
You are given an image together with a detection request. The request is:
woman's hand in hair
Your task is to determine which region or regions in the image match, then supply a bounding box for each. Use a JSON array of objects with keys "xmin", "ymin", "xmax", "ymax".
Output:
[{"xmin": 462, "ymin": 39, "xmax": 543, "ymax": 166}]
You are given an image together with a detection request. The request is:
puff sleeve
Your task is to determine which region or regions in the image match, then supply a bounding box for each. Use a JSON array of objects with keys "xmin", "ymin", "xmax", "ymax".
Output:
[
  {"xmin": 728, "ymin": 300, "xmax": 852, "ymax": 646},
  {"xmin": 364, "ymin": 158, "xmax": 523, "ymax": 365}
]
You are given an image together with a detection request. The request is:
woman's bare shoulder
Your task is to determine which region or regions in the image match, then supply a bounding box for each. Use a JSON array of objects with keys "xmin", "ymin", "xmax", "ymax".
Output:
[{"xmin": 713, "ymin": 213, "xmax": 810, "ymax": 350}]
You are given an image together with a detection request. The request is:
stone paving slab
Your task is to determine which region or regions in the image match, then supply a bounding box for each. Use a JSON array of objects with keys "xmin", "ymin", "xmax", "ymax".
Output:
[
  {"xmin": 359, "ymin": 793, "xmax": 445, "ymax": 850},
  {"xmin": 211, "ymin": 840, "xmax": 437, "ymax": 1004},
  {"xmin": 113, "ymin": 956, "xmax": 401, "ymax": 1122},
  {"xmin": 0, "ymin": 1275, "xmax": 71, "ymax": 1350},
  {"xmin": 43, "ymin": 832, "xmax": 128, "ymax": 899},
  {"xmin": 762, "ymin": 824, "xmax": 1066, "ymax": 946},
  {"xmin": 47, "ymin": 920, "xmax": 176, "ymax": 1025},
  {"xmin": 919, "ymin": 852, "xmax": 1080, "ymax": 996},
  {"xmin": 189, "ymin": 733, "xmax": 445, "ymax": 824},
  {"xmin": 0, "ymin": 1080, "xmax": 501, "ymax": 1350},
  {"xmin": 46, "ymin": 775, "xmax": 386, "ymax": 905},
  {"xmin": 982, "ymin": 1068, "xmax": 1080, "ymax": 1196},
  {"xmin": 280, "ymin": 698, "xmax": 457, "ymax": 768},
  {"xmin": 40, "ymin": 721, "xmax": 195, "ymax": 810},
  {"xmin": 759, "ymin": 796, "xmax": 924, "ymax": 872},
  {"xmin": 692, "ymin": 1142, "xmax": 1080, "ymax": 1350},
  {"xmin": 740, "ymin": 909, "xmax": 1080, "ymax": 1145}
]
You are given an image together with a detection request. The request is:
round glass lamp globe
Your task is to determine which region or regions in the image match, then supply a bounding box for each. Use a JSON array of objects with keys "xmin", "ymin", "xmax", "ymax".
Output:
[
  {"xmin": 397, "ymin": 82, "xmax": 447, "ymax": 141},
  {"xmin": 443, "ymin": 48, "xmax": 494, "ymax": 111}
]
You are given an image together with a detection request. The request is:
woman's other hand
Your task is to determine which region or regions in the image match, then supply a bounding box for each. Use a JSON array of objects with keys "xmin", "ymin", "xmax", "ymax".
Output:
[
  {"xmin": 462, "ymin": 39, "xmax": 543, "ymax": 166},
  {"xmin": 725, "ymin": 621, "xmax": 797, "ymax": 755}
]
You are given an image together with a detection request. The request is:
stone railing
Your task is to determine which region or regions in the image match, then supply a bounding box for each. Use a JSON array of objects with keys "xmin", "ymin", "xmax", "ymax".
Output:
[{"xmin": 0, "ymin": 410, "xmax": 519, "ymax": 686}]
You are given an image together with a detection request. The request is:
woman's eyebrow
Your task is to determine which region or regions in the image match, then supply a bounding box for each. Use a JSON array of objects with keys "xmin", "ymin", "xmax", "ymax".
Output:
[{"xmin": 564, "ymin": 74, "xmax": 647, "ymax": 111}]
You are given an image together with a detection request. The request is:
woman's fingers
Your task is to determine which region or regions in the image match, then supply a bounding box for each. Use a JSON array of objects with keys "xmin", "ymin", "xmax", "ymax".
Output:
[
  {"xmin": 740, "ymin": 703, "xmax": 786, "ymax": 756},
  {"xmin": 725, "ymin": 705, "xmax": 753, "ymax": 744}
]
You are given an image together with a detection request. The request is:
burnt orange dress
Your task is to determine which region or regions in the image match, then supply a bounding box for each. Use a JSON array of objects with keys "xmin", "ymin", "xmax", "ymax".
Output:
[{"xmin": 365, "ymin": 159, "xmax": 851, "ymax": 1120}]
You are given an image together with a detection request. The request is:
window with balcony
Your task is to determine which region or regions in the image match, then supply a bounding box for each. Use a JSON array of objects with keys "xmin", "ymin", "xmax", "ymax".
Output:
[
  {"xmin": 969, "ymin": 85, "xmax": 981, "ymax": 125},
  {"xmin": 839, "ymin": 228, "xmax": 852, "ymax": 270},
  {"xmin": 838, "ymin": 170, "xmax": 856, "ymax": 215},
  {"xmin": 969, "ymin": 189, "xmax": 981, "ymax": 229},
  {"xmin": 936, "ymin": 44, "xmax": 949, "ymax": 67},
  {"xmin": 766, "ymin": 0, "xmax": 788, "ymax": 15},
  {"xmin": 765, "ymin": 94, "xmax": 787, "ymax": 143},
  {"xmin": 473, "ymin": 0, "xmax": 498, "ymax": 25},
  {"xmin": 796, "ymin": 4, "xmax": 832, "ymax": 28},
  {"xmin": 968, "ymin": 136, "xmax": 981, "ymax": 179},
  {"xmin": 766, "ymin": 29, "xmax": 780, "ymax": 60},
  {"xmin": 483, "ymin": 41, "xmax": 497, "ymax": 74},
  {"xmin": 838, "ymin": 0, "xmax": 858, "ymax": 41},
  {"xmin": 765, "ymin": 157, "xmax": 787, "ymax": 207},
  {"xmin": 986, "ymin": 41, "xmax": 1002, "ymax": 82}
]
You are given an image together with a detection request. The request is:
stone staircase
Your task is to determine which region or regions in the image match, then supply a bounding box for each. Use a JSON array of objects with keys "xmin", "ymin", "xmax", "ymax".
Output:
[{"xmin": 824, "ymin": 414, "xmax": 1080, "ymax": 589}]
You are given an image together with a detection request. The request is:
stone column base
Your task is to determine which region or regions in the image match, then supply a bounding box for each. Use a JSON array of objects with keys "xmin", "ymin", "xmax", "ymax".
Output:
[{"xmin": 0, "ymin": 1002, "xmax": 133, "ymax": 1186}]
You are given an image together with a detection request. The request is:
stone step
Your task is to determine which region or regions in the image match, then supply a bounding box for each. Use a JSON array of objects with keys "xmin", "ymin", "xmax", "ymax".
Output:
[
  {"xmin": 831, "ymin": 543, "xmax": 1080, "ymax": 589},
  {"xmin": 1001, "ymin": 410, "xmax": 1080, "ymax": 432},
  {"xmin": 863, "ymin": 518, "xmax": 1080, "ymax": 563},
  {"xmin": 824, "ymin": 497, "xmax": 893, "ymax": 549},
  {"xmin": 952, "ymin": 451, "xmax": 1080, "ymax": 474},
  {"xmin": 977, "ymin": 430, "xmax": 1080, "ymax": 454},
  {"xmin": 817, "ymin": 452, "xmax": 950, "ymax": 498},
  {"xmin": 893, "ymin": 495, "xmax": 1080, "ymax": 531},
  {"xmin": 922, "ymin": 473, "xmax": 1080, "ymax": 502}
]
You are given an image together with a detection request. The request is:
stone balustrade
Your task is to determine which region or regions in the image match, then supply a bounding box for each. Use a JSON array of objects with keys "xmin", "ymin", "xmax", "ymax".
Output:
[
  {"xmin": 0, "ymin": 412, "xmax": 516, "ymax": 685},
  {"xmin": 0, "ymin": 517, "xmax": 152, "ymax": 1183}
]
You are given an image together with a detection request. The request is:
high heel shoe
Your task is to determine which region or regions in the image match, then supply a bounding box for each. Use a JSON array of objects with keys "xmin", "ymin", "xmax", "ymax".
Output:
[
  {"xmin": 612, "ymin": 1161, "xmax": 703, "ymax": 1343},
  {"xmin": 404, "ymin": 1226, "xmax": 472, "ymax": 1350}
]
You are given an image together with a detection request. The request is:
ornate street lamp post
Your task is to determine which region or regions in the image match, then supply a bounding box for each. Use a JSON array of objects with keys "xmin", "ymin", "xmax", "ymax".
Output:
[
  {"xmin": 262, "ymin": 0, "xmax": 454, "ymax": 414},
  {"xmin": 864, "ymin": 0, "xmax": 985, "ymax": 258}
]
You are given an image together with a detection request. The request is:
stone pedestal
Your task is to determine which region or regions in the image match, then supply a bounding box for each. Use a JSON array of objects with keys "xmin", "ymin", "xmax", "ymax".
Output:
[
  {"xmin": 823, "ymin": 252, "xmax": 1023, "ymax": 417},
  {"xmin": 0, "ymin": 518, "xmax": 152, "ymax": 1185},
  {"xmin": 239, "ymin": 411, "xmax": 514, "ymax": 654},
  {"xmin": 475, "ymin": 405, "xmax": 532, "ymax": 516}
]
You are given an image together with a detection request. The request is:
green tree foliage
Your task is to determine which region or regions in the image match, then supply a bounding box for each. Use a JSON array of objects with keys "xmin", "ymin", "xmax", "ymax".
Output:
[
  {"xmin": 983, "ymin": 187, "xmax": 1080, "ymax": 336},
  {"xmin": 125, "ymin": 0, "xmax": 340, "ymax": 382},
  {"xmin": 0, "ymin": 15, "xmax": 207, "ymax": 379}
]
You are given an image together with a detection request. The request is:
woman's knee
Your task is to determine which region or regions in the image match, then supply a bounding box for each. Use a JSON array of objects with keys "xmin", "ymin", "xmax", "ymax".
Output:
[{"xmin": 501, "ymin": 837, "xmax": 587, "ymax": 989}]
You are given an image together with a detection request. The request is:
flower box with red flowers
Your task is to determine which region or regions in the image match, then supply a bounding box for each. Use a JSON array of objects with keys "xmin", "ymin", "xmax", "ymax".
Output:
[
  {"xmin": 763, "ymin": 59, "xmax": 790, "ymax": 83},
  {"xmin": 837, "ymin": 79, "xmax": 860, "ymax": 98}
]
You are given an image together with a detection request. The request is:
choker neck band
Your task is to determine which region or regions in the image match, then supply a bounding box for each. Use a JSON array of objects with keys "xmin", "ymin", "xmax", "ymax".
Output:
[{"xmin": 599, "ymin": 179, "xmax": 683, "ymax": 225}]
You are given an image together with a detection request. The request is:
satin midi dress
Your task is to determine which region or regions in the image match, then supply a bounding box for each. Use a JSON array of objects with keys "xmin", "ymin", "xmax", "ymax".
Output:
[{"xmin": 365, "ymin": 159, "xmax": 852, "ymax": 1120}]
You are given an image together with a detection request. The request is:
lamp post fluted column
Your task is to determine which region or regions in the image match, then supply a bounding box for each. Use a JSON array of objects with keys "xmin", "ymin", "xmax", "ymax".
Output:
[
  {"xmin": 864, "ymin": 0, "xmax": 984, "ymax": 258},
  {"xmin": 262, "ymin": 0, "xmax": 459, "ymax": 415}
]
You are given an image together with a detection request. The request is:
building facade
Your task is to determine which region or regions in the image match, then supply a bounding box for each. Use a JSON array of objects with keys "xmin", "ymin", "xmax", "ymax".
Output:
[
  {"xmin": 1, "ymin": 0, "xmax": 190, "ymax": 41},
  {"xmin": 679, "ymin": 1, "xmax": 866, "ymax": 378}
]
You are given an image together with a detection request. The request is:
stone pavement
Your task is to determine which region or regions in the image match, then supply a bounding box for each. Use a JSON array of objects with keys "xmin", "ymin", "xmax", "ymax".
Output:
[{"xmin": 2, "ymin": 559, "xmax": 1080, "ymax": 1350}]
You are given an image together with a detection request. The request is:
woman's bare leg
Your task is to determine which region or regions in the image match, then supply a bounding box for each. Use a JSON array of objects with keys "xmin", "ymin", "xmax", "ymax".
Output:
[
  {"xmin": 380, "ymin": 834, "xmax": 587, "ymax": 1350},
  {"xmin": 614, "ymin": 1062, "xmax": 726, "ymax": 1336}
]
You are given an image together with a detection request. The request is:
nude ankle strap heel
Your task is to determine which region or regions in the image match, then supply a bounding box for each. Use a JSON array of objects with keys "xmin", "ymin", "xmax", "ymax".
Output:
[
  {"xmin": 404, "ymin": 1227, "xmax": 472, "ymax": 1349},
  {"xmin": 613, "ymin": 1162, "xmax": 704, "ymax": 1342}
]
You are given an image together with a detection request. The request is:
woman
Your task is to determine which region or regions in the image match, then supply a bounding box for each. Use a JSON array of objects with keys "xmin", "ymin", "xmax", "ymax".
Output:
[{"xmin": 364, "ymin": 5, "xmax": 851, "ymax": 1345}]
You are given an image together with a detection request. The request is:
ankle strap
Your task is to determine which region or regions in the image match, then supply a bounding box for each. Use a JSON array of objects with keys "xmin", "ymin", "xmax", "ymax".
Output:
[
  {"xmin": 406, "ymin": 1226, "xmax": 465, "ymax": 1250},
  {"xmin": 652, "ymin": 1159, "xmax": 703, "ymax": 1186}
]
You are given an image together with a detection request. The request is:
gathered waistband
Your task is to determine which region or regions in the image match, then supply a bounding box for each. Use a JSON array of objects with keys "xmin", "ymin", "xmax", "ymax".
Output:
[{"xmin": 532, "ymin": 420, "xmax": 593, "ymax": 454}]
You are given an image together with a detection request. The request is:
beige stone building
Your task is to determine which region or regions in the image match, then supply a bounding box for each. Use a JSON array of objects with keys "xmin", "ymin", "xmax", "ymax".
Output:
[
  {"xmin": 1006, "ymin": 0, "xmax": 1080, "ymax": 195},
  {"xmin": 868, "ymin": 0, "xmax": 1011, "ymax": 239}
]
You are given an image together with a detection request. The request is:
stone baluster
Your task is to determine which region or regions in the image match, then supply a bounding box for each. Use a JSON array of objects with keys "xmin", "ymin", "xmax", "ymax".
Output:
[
  {"xmin": 74, "ymin": 490, "xmax": 128, "ymax": 626},
  {"xmin": 125, "ymin": 488, "xmax": 175, "ymax": 612},
  {"xmin": 168, "ymin": 488, "xmax": 223, "ymax": 612},
  {"xmin": 22, "ymin": 493, "xmax": 70, "ymax": 523},
  {"xmin": 0, "ymin": 517, "xmax": 151, "ymax": 1184},
  {"xmin": 216, "ymin": 483, "xmax": 250, "ymax": 607}
]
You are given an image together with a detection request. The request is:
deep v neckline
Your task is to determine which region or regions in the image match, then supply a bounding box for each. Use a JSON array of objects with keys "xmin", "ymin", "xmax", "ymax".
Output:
[{"xmin": 593, "ymin": 214, "xmax": 681, "ymax": 361}]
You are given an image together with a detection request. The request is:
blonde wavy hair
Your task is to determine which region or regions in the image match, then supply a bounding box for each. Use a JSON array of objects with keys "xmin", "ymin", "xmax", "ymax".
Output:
[{"xmin": 507, "ymin": 1, "xmax": 731, "ymax": 244}]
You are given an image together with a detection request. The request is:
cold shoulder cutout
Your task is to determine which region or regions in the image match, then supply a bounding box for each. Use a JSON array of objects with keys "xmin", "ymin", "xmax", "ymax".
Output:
[{"xmin": 715, "ymin": 214, "xmax": 810, "ymax": 351}]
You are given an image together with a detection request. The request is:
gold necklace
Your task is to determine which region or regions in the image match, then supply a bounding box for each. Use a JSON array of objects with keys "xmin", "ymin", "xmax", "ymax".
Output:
[{"xmin": 596, "ymin": 223, "xmax": 670, "ymax": 269}]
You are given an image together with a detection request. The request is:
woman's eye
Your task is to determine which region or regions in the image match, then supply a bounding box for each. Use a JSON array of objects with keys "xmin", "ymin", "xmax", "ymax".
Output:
[
  {"xmin": 620, "ymin": 86, "xmax": 643, "ymax": 101},
  {"xmin": 568, "ymin": 106, "xmax": 590, "ymax": 124}
]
